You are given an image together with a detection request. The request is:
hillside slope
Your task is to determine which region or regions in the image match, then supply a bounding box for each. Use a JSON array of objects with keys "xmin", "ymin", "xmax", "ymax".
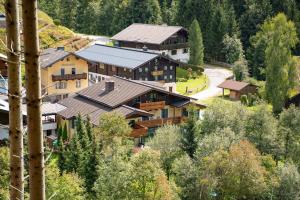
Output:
[{"xmin": 0, "ymin": 9, "xmax": 91, "ymax": 53}]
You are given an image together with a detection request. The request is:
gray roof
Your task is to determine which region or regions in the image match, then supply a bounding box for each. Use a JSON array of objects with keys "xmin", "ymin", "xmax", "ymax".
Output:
[
  {"xmin": 77, "ymin": 76, "xmax": 152, "ymax": 108},
  {"xmin": 57, "ymin": 76, "xmax": 203, "ymax": 124},
  {"xmin": 40, "ymin": 48, "xmax": 70, "ymax": 68},
  {"xmin": 75, "ymin": 44, "xmax": 159, "ymax": 69},
  {"xmin": 41, "ymin": 103, "xmax": 66, "ymax": 115},
  {"xmin": 111, "ymin": 23, "xmax": 186, "ymax": 44}
]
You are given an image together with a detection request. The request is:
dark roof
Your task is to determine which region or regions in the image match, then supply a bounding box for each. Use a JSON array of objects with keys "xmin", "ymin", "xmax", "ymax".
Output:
[
  {"xmin": 77, "ymin": 76, "xmax": 152, "ymax": 108},
  {"xmin": 57, "ymin": 76, "xmax": 203, "ymax": 123},
  {"xmin": 75, "ymin": 44, "xmax": 159, "ymax": 69},
  {"xmin": 40, "ymin": 48, "xmax": 70, "ymax": 68},
  {"xmin": 218, "ymin": 80, "xmax": 250, "ymax": 91},
  {"xmin": 58, "ymin": 95, "xmax": 111, "ymax": 119},
  {"xmin": 111, "ymin": 23, "xmax": 186, "ymax": 44}
]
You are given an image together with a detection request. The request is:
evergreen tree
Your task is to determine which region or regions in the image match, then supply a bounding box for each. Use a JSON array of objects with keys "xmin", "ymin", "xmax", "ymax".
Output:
[
  {"xmin": 59, "ymin": 0, "xmax": 78, "ymax": 30},
  {"xmin": 126, "ymin": 0, "xmax": 162, "ymax": 25},
  {"xmin": 263, "ymin": 14, "xmax": 298, "ymax": 113},
  {"xmin": 64, "ymin": 132, "xmax": 81, "ymax": 173},
  {"xmin": 188, "ymin": 19, "xmax": 204, "ymax": 66},
  {"xmin": 63, "ymin": 122, "xmax": 68, "ymax": 141},
  {"xmin": 180, "ymin": 106, "xmax": 200, "ymax": 158},
  {"xmin": 57, "ymin": 136, "xmax": 65, "ymax": 174}
]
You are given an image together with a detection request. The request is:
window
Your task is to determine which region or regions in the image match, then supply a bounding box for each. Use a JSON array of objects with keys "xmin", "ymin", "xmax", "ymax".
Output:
[
  {"xmin": 71, "ymin": 68, "xmax": 76, "ymax": 75},
  {"xmin": 56, "ymin": 81, "xmax": 67, "ymax": 89},
  {"xmin": 145, "ymin": 77, "xmax": 148, "ymax": 81},
  {"xmin": 164, "ymin": 75, "xmax": 168, "ymax": 80},
  {"xmin": 129, "ymin": 69, "xmax": 132, "ymax": 72},
  {"xmin": 76, "ymin": 80, "xmax": 81, "ymax": 88},
  {"xmin": 124, "ymin": 68, "xmax": 127, "ymax": 72},
  {"xmin": 182, "ymin": 108, "xmax": 188, "ymax": 117},
  {"xmin": 149, "ymin": 93, "xmax": 157, "ymax": 102},
  {"xmin": 162, "ymin": 52, "xmax": 166, "ymax": 56},
  {"xmin": 112, "ymin": 66, "xmax": 116, "ymax": 72},
  {"xmin": 169, "ymin": 86, "xmax": 173, "ymax": 92},
  {"xmin": 161, "ymin": 109, "xmax": 169, "ymax": 119},
  {"xmin": 164, "ymin": 66, "xmax": 168, "ymax": 70},
  {"xmin": 63, "ymin": 94, "xmax": 68, "ymax": 99},
  {"xmin": 99, "ymin": 63, "xmax": 105, "ymax": 69},
  {"xmin": 183, "ymin": 48, "xmax": 189, "ymax": 54},
  {"xmin": 170, "ymin": 66, "xmax": 173, "ymax": 70},
  {"xmin": 171, "ymin": 50, "xmax": 177, "ymax": 55},
  {"xmin": 170, "ymin": 75, "xmax": 173, "ymax": 80},
  {"xmin": 154, "ymin": 66, "xmax": 158, "ymax": 70},
  {"xmin": 139, "ymin": 68, "xmax": 142, "ymax": 73},
  {"xmin": 71, "ymin": 118, "xmax": 75, "ymax": 129},
  {"xmin": 61, "ymin": 68, "xmax": 65, "ymax": 76},
  {"xmin": 46, "ymin": 130, "xmax": 52, "ymax": 136}
]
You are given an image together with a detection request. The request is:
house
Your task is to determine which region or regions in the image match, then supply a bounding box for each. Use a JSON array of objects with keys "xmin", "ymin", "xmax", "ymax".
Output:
[
  {"xmin": 40, "ymin": 47, "xmax": 89, "ymax": 102},
  {"xmin": 56, "ymin": 76, "xmax": 205, "ymax": 145},
  {"xmin": 218, "ymin": 80, "xmax": 257, "ymax": 100},
  {"xmin": 111, "ymin": 23, "xmax": 189, "ymax": 62},
  {"xmin": 76, "ymin": 44, "xmax": 179, "ymax": 92}
]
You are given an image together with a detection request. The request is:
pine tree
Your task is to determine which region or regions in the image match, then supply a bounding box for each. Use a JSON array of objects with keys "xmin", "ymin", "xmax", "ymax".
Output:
[
  {"xmin": 5, "ymin": 0, "xmax": 24, "ymax": 199},
  {"xmin": 180, "ymin": 106, "xmax": 200, "ymax": 158},
  {"xmin": 65, "ymin": 133, "xmax": 81, "ymax": 173},
  {"xmin": 22, "ymin": 0, "xmax": 46, "ymax": 198},
  {"xmin": 264, "ymin": 14, "xmax": 298, "ymax": 113},
  {"xmin": 188, "ymin": 19, "xmax": 204, "ymax": 66}
]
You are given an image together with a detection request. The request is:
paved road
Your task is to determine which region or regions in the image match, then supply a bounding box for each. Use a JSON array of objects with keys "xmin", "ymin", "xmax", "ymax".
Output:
[{"xmin": 191, "ymin": 65, "xmax": 233, "ymax": 101}]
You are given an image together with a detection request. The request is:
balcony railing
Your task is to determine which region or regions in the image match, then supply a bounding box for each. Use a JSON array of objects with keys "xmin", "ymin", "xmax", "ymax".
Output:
[
  {"xmin": 160, "ymin": 43, "xmax": 189, "ymax": 50},
  {"xmin": 137, "ymin": 116, "xmax": 185, "ymax": 128},
  {"xmin": 137, "ymin": 101, "xmax": 165, "ymax": 111},
  {"xmin": 151, "ymin": 70, "xmax": 163, "ymax": 76},
  {"xmin": 52, "ymin": 73, "xmax": 87, "ymax": 81},
  {"xmin": 130, "ymin": 124, "xmax": 148, "ymax": 138}
]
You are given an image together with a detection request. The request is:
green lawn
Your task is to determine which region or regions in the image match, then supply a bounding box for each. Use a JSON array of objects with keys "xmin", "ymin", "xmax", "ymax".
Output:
[{"xmin": 176, "ymin": 74, "xmax": 208, "ymax": 95}]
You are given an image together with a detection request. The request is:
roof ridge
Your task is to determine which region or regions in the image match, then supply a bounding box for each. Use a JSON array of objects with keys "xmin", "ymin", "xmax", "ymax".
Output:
[
  {"xmin": 93, "ymin": 44, "xmax": 160, "ymax": 55},
  {"xmin": 131, "ymin": 23, "xmax": 184, "ymax": 29}
]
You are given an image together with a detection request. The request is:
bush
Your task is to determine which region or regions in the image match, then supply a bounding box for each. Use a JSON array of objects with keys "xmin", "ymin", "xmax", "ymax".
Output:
[
  {"xmin": 240, "ymin": 95, "xmax": 248, "ymax": 105},
  {"xmin": 178, "ymin": 78, "xmax": 187, "ymax": 82}
]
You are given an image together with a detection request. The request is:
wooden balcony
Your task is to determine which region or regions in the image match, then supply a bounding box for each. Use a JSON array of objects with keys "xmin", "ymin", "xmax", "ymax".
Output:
[
  {"xmin": 137, "ymin": 101, "xmax": 165, "ymax": 111},
  {"xmin": 151, "ymin": 70, "xmax": 163, "ymax": 76},
  {"xmin": 160, "ymin": 43, "xmax": 189, "ymax": 50},
  {"xmin": 131, "ymin": 124, "xmax": 148, "ymax": 138},
  {"xmin": 137, "ymin": 116, "xmax": 185, "ymax": 128},
  {"xmin": 52, "ymin": 73, "xmax": 87, "ymax": 81}
]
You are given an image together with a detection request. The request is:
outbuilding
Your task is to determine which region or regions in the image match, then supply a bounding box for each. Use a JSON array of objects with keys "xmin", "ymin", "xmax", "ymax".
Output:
[{"xmin": 218, "ymin": 80, "xmax": 257, "ymax": 100}]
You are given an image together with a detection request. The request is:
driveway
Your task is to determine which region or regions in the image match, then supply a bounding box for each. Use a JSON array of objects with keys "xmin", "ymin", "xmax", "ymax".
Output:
[{"xmin": 191, "ymin": 65, "xmax": 233, "ymax": 101}]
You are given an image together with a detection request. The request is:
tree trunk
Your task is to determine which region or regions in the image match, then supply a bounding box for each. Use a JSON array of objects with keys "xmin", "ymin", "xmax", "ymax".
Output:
[
  {"xmin": 22, "ymin": 0, "xmax": 45, "ymax": 199},
  {"xmin": 5, "ymin": 0, "xmax": 24, "ymax": 199}
]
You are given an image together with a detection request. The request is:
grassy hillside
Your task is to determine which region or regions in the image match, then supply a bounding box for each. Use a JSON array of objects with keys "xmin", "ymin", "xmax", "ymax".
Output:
[{"xmin": 0, "ymin": 9, "xmax": 91, "ymax": 53}]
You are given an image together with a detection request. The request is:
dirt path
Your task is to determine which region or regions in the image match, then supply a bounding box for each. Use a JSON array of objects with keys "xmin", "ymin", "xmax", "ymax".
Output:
[{"xmin": 191, "ymin": 65, "xmax": 232, "ymax": 101}]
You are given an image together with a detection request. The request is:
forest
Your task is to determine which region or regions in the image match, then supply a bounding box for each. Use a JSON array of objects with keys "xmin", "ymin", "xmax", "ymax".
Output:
[
  {"xmin": 38, "ymin": 0, "xmax": 300, "ymax": 64},
  {"xmin": 0, "ymin": 0, "xmax": 300, "ymax": 200}
]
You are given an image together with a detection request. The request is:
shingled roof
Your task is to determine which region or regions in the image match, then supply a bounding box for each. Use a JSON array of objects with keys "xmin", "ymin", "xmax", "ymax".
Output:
[
  {"xmin": 218, "ymin": 80, "xmax": 250, "ymax": 91},
  {"xmin": 111, "ymin": 23, "xmax": 186, "ymax": 45},
  {"xmin": 57, "ymin": 76, "xmax": 202, "ymax": 124},
  {"xmin": 40, "ymin": 48, "xmax": 70, "ymax": 68}
]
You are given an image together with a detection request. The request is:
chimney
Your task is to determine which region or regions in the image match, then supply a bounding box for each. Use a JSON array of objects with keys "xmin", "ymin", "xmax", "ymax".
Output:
[
  {"xmin": 57, "ymin": 46, "xmax": 65, "ymax": 51},
  {"xmin": 105, "ymin": 80, "xmax": 115, "ymax": 92},
  {"xmin": 142, "ymin": 45, "xmax": 148, "ymax": 51}
]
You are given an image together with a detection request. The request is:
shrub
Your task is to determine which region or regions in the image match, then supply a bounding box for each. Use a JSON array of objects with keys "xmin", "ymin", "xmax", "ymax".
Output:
[{"xmin": 240, "ymin": 95, "xmax": 248, "ymax": 105}]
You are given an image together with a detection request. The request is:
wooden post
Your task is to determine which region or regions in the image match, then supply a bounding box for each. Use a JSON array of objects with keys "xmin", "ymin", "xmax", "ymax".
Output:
[
  {"xmin": 22, "ymin": 0, "xmax": 45, "ymax": 199},
  {"xmin": 5, "ymin": 0, "xmax": 24, "ymax": 199}
]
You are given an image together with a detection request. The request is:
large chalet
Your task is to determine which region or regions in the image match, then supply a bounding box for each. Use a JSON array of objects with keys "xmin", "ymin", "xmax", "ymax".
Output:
[
  {"xmin": 111, "ymin": 23, "xmax": 189, "ymax": 62},
  {"xmin": 76, "ymin": 44, "xmax": 180, "ymax": 92},
  {"xmin": 57, "ymin": 76, "xmax": 205, "ymax": 145}
]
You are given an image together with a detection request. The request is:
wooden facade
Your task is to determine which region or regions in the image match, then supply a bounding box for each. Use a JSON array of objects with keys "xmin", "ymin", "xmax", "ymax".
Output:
[
  {"xmin": 116, "ymin": 29, "xmax": 189, "ymax": 51},
  {"xmin": 88, "ymin": 56, "xmax": 178, "ymax": 83}
]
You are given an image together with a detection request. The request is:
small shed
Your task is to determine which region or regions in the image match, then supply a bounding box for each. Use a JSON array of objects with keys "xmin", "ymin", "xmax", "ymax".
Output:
[{"xmin": 218, "ymin": 80, "xmax": 257, "ymax": 100}]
